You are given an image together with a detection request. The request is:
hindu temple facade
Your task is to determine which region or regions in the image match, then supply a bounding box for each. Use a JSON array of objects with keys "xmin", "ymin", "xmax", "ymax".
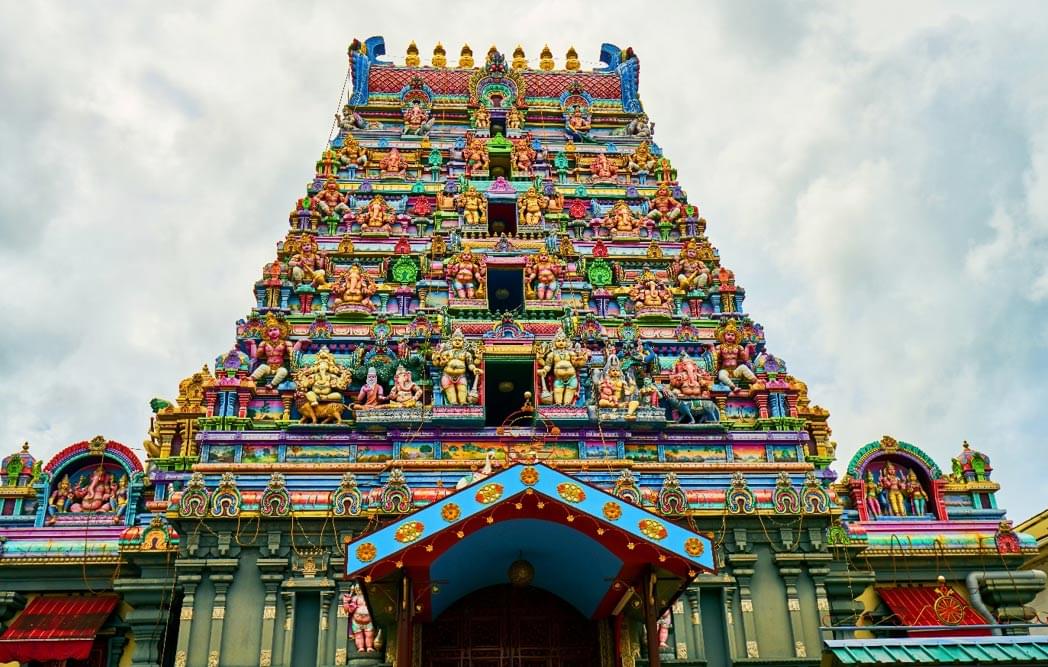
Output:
[{"xmin": 0, "ymin": 38, "xmax": 1045, "ymax": 667}]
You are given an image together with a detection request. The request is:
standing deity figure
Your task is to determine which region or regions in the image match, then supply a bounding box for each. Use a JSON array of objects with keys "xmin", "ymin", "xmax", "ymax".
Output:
[
  {"xmin": 657, "ymin": 609, "xmax": 672, "ymax": 648},
  {"xmin": 433, "ymin": 329, "xmax": 483, "ymax": 405},
  {"xmin": 590, "ymin": 152, "xmax": 618, "ymax": 182},
  {"xmin": 594, "ymin": 354, "xmax": 640, "ymax": 420},
  {"xmin": 352, "ymin": 366, "xmax": 386, "ymax": 410},
  {"xmin": 565, "ymin": 105, "xmax": 594, "ymax": 142},
  {"xmin": 379, "ymin": 147, "xmax": 407, "ymax": 178},
  {"xmin": 358, "ymin": 194, "xmax": 394, "ymax": 231},
  {"xmin": 518, "ymin": 186, "xmax": 549, "ymax": 227},
  {"xmin": 402, "ymin": 100, "xmax": 434, "ymax": 136},
  {"xmin": 604, "ymin": 201, "xmax": 640, "ymax": 234},
  {"xmin": 627, "ymin": 141, "xmax": 658, "ymax": 174},
  {"xmin": 445, "ymin": 250, "xmax": 486, "ymax": 299},
  {"xmin": 472, "ymin": 105, "xmax": 490, "ymax": 129},
  {"xmin": 645, "ymin": 183, "xmax": 684, "ymax": 224},
  {"xmin": 712, "ymin": 319, "xmax": 758, "ymax": 392},
  {"xmin": 330, "ymin": 264, "xmax": 377, "ymax": 311},
  {"xmin": 536, "ymin": 330, "xmax": 590, "ymax": 405},
  {"xmin": 338, "ymin": 134, "xmax": 368, "ymax": 171},
  {"xmin": 525, "ymin": 250, "xmax": 564, "ymax": 300},
  {"xmin": 881, "ymin": 462, "xmax": 907, "ymax": 516},
  {"xmin": 463, "ymin": 136, "xmax": 490, "ymax": 174},
  {"xmin": 507, "ymin": 107, "xmax": 525, "ymax": 130},
  {"xmin": 249, "ymin": 314, "xmax": 306, "ymax": 388},
  {"xmin": 294, "ymin": 347, "xmax": 350, "ymax": 406},
  {"xmin": 315, "ymin": 178, "xmax": 350, "ymax": 219},
  {"xmin": 512, "ymin": 137, "xmax": 536, "ymax": 173},
  {"xmin": 342, "ymin": 585, "xmax": 377, "ymax": 653},
  {"xmin": 288, "ymin": 236, "xmax": 329, "ymax": 288},
  {"xmin": 864, "ymin": 471, "xmax": 882, "ymax": 519},
  {"xmin": 907, "ymin": 469, "xmax": 928, "ymax": 516},
  {"xmin": 455, "ymin": 185, "xmax": 487, "ymax": 225},
  {"xmin": 629, "ymin": 269, "xmax": 673, "ymax": 312},
  {"xmin": 672, "ymin": 239, "xmax": 711, "ymax": 291},
  {"xmin": 387, "ymin": 364, "xmax": 424, "ymax": 408}
]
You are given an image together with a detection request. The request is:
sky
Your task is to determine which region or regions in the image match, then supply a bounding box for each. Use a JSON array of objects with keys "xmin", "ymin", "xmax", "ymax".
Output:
[{"xmin": 0, "ymin": 1, "xmax": 1045, "ymax": 518}]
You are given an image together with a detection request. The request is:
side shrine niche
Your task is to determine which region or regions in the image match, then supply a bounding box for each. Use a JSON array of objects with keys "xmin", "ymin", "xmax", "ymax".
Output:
[{"xmin": 43, "ymin": 437, "xmax": 142, "ymax": 527}]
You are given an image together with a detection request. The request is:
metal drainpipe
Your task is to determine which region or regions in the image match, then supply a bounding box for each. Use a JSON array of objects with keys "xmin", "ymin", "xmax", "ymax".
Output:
[{"xmin": 965, "ymin": 570, "xmax": 1047, "ymax": 636}]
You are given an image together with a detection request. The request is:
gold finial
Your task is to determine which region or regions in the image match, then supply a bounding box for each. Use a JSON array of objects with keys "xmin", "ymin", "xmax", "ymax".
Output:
[
  {"xmin": 459, "ymin": 44, "xmax": 474, "ymax": 68},
  {"xmin": 432, "ymin": 42, "xmax": 447, "ymax": 68},
  {"xmin": 88, "ymin": 435, "xmax": 108, "ymax": 453},
  {"xmin": 512, "ymin": 45, "xmax": 527, "ymax": 69},
  {"xmin": 565, "ymin": 46, "xmax": 580, "ymax": 71},
  {"xmin": 405, "ymin": 41, "xmax": 420, "ymax": 67},
  {"xmin": 539, "ymin": 44, "xmax": 554, "ymax": 71},
  {"xmin": 487, "ymin": 44, "xmax": 498, "ymax": 61}
]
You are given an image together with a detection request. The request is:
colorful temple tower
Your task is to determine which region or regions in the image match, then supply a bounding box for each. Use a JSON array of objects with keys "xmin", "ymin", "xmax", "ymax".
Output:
[{"xmin": 0, "ymin": 38, "xmax": 1045, "ymax": 667}]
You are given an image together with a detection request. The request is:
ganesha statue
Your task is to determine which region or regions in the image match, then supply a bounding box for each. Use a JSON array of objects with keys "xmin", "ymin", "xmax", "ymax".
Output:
[
  {"xmin": 629, "ymin": 269, "xmax": 674, "ymax": 316},
  {"xmin": 433, "ymin": 328, "xmax": 483, "ymax": 405},
  {"xmin": 293, "ymin": 346, "xmax": 351, "ymax": 417},
  {"xmin": 378, "ymin": 147, "xmax": 408, "ymax": 179},
  {"xmin": 602, "ymin": 201, "xmax": 641, "ymax": 236},
  {"xmin": 357, "ymin": 194, "xmax": 394, "ymax": 232},
  {"xmin": 536, "ymin": 330, "xmax": 590, "ymax": 405},
  {"xmin": 589, "ymin": 152, "xmax": 618, "ymax": 183},
  {"xmin": 387, "ymin": 364, "xmax": 424, "ymax": 408},
  {"xmin": 329, "ymin": 263, "xmax": 377, "ymax": 313},
  {"xmin": 524, "ymin": 250, "xmax": 564, "ymax": 301}
]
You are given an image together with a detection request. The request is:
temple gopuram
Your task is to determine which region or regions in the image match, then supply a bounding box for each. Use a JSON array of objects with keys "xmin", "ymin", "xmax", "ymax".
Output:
[{"xmin": 0, "ymin": 37, "xmax": 1045, "ymax": 667}]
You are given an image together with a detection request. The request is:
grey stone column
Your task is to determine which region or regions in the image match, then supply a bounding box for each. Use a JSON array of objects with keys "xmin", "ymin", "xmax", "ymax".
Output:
[
  {"xmin": 258, "ymin": 558, "xmax": 287, "ymax": 667},
  {"xmin": 113, "ymin": 562, "xmax": 177, "ymax": 667},
  {"xmin": 281, "ymin": 589, "xmax": 296, "ymax": 667},
  {"xmin": 824, "ymin": 571, "xmax": 876, "ymax": 639},
  {"xmin": 778, "ymin": 566, "xmax": 808, "ymax": 659},
  {"xmin": 205, "ymin": 559, "xmax": 238, "ymax": 667},
  {"xmin": 317, "ymin": 588, "xmax": 334, "ymax": 665},
  {"xmin": 173, "ymin": 562, "xmax": 204, "ymax": 667},
  {"xmin": 807, "ymin": 565, "xmax": 833, "ymax": 641},
  {"xmin": 684, "ymin": 587, "xmax": 704, "ymax": 662}
]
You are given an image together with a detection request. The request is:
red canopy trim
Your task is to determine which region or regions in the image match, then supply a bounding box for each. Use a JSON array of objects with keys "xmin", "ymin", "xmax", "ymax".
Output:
[
  {"xmin": 0, "ymin": 595, "xmax": 118, "ymax": 662},
  {"xmin": 877, "ymin": 586, "xmax": 991, "ymax": 638}
]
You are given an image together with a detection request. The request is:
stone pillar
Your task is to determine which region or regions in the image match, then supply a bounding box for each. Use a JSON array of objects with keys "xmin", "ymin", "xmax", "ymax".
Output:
[
  {"xmin": 113, "ymin": 560, "xmax": 177, "ymax": 667},
  {"xmin": 808, "ymin": 565, "xmax": 833, "ymax": 641},
  {"xmin": 824, "ymin": 571, "xmax": 876, "ymax": 639},
  {"xmin": 778, "ymin": 566, "xmax": 808, "ymax": 659},
  {"xmin": 206, "ymin": 560, "xmax": 238, "ymax": 667},
  {"xmin": 281, "ymin": 589, "xmax": 295, "ymax": 667},
  {"xmin": 684, "ymin": 587, "xmax": 704, "ymax": 662},
  {"xmin": 721, "ymin": 581, "xmax": 739, "ymax": 660},
  {"xmin": 317, "ymin": 587, "xmax": 334, "ymax": 666},
  {"xmin": 728, "ymin": 554, "xmax": 759, "ymax": 659},
  {"xmin": 258, "ymin": 558, "xmax": 287, "ymax": 667},
  {"xmin": 173, "ymin": 562, "xmax": 204, "ymax": 667}
]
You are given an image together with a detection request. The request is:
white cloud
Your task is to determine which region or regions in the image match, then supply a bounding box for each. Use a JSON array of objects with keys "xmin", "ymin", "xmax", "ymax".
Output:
[{"xmin": 0, "ymin": 1, "xmax": 1045, "ymax": 518}]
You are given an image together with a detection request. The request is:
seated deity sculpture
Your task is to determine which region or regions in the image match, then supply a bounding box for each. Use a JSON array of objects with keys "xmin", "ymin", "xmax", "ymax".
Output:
[
  {"xmin": 248, "ymin": 314, "xmax": 305, "ymax": 388},
  {"xmin": 604, "ymin": 201, "xmax": 640, "ymax": 235},
  {"xmin": 330, "ymin": 264, "xmax": 377, "ymax": 312},
  {"xmin": 629, "ymin": 270, "xmax": 673, "ymax": 313},
  {"xmin": 463, "ymin": 136, "xmax": 489, "ymax": 175},
  {"xmin": 590, "ymin": 152, "xmax": 618, "ymax": 182},
  {"xmin": 352, "ymin": 366, "xmax": 386, "ymax": 410},
  {"xmin": 387, "ymin": 364, "xmax": 424, "ymax": 408},
  {"xmin": 288, "ymin": 236, "xmax": 329, "ymax": 289},
  {"xmin": 512, "ymin": 137, "xmax": 536, "ymax": 174},
  {"xmin": 536, "ymin": 330, "xmax": 590, "ymax": 405},
  {"xmin": 315, "ymin": 178, "xmax": 350, "ymax": 219},
  {"xmin": 507, "ymin": 107, "xmax": 525, "ymax": 130},
  {"xmin": 433, "ymin": 329, "xmax": 483, "ymax": 405},
  {"xmin": 672, "ymin": 239, "xmax": 711, "ymax": 292},
  {"xmin": 294, "ymin": 347, "xmax": 351, "ymax": 408},
  {"xmin": 628, "ymin": 141, "xmax": 658, "ymax": 174},
  {"xmin": 455, "ymin": 185, "xmax": 487, "ymax": 226},
  {"xmin": 402, "ymin": 100, "xmax": 434, "ymax": 136},
  {"xmin": 518, "ymin": 187, "xmax": 549, "ymax": 227},
  {"xmin": 379, "ymin": 147, "xmax": 408, "ymax": 179},
  {"xmin": 358, "ymin": 195, "xmax": 394, "ymax": 232},
  {"xmin": 472, "ymin": 105, "xmax": 490, "ymax": 129},
  {"xmin": 645, "ymin": 183, "xmax": 685, "ymax": 224},
  {"xmin": 338, "ymin": 135, "xmax": 368, "ymax": 171},
  {"xmin": 593, "ymin": 354, "xmax": 640, "ymax": 420},
  {"xmin": 565, "ymin": 105, "xmax": 595, "ymax": 142},
  {"xmin": 712, "ymin": 319, "xmax": 758, "ymax": 392}
]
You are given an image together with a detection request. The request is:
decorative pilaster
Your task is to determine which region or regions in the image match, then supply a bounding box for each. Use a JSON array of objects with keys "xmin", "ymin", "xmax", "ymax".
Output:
[
  {"xmin": 258, "ymin": 558, "xmax": 287, "ymax": 667},
  {"xmin": 728, "ymin": 554, "xmax": 759, "ymax": 659},
  {"xmin": 281, "ymin": 589, "xmax": 295, "ymax": 667},
  {"xmin": 206, "ymin": 560, "xmax": 238, "ymax": 667},
  {"xmin": 684, "ymin": 587, "xmax": 704, "ymax": 662},
  {"xmin": 778, "ymin": 566, "xmax": 807, "ymax": 658},
  {"xmin": 824, "ymin": 571, "xmax": 876, "ymax": 639},
  {"xmin": 316, "ymin": 588, "xmax": 334, "ymax": 666},
  {"xmin": 808, "ymin": 565, "xmax": 833, "ymax": 641},
  {"xmin": 113, "ymin": 558, "xmax": 177, "ymax": 667},
  {"xmin": 173, "ymin": 562, "xmax": 204, "ymax": 667}
]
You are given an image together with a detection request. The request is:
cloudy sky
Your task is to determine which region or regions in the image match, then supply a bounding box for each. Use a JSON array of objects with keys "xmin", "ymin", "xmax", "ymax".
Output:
[{"xmin": 1, "ymin": 2, "xmax": 1045, "ymax": 517}]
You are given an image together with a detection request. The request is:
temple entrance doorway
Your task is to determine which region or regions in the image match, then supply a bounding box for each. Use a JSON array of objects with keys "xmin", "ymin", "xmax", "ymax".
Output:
[
  {"xmin": 483, "ymin": 358, "xmax": 531, "ymax": 427},
  {"xmin": 421, "ymin": 584, "xmax": 601, "ymax": 667}
]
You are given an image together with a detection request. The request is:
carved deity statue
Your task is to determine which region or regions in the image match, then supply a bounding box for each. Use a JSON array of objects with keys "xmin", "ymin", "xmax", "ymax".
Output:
[
  {"xmin": 672, "ymin": 239, "xmax": 711, "ymax": 291},
  {"xmin": 249, "ymin": 314, "xmax": 305, "ymax": 388},
  {"xmin": 604, "ymin": 201, "xmax": 640, "ymax": 234},
  {"xmin": 293, "ymin": 347, "xmax": 351, "ymax": 407},
  {"xmin": 627, "ymin": 141, "xmax": 658, "ymax": 174},
  {"xmin": 524, "ymin": 250, "xmax": 564, "ymax": 300},
  {"xmin": 315, "ymin": 178, "xmax": 350, "ymax": 219},
  {"xmin": 338, "ymin": 134, "xmax": 368, "ymax": 170},
  {"xmin": 288, "ymin": 235, "xmax": 329, "ymax": 288},
  {"xmin": 433, "ymin": 328, "xmax": 483, "ymax": 405},
  {"xmin": 379, "ymin": 147, "xmax": 407, "ymax": 178},
  {"xmin": 455, "ymin": 185, "xmax": 487, "ymax": 225},
  {"xmin": 594, "ymin": 353, "xmax": 640, "ymax": 419},
  {"xmin": 507, "ymin": 107, "xmax": 525, "ymax": 130},
  {"xmin": 343, "ymin": 585, "xmax": 377, "ymax": 653},
  {"xmin": 864, "ymin": 471, "xmax": 881, "ymax": 519},
  {"xmin": 712, "ymin": 319, "xmax": 758, "ymax": 392},
  {"xmin": 512, "ymin": 137, "xmax": 536, "ymax": 174},
  {"xmin": 402, "ymin": 100, "xmax": 434, "ymax": 136},
  {"xmin": 645, "ymin": 183, "xmax": 684, "ymax": 223},
  {"xmin": 536, "ymin": 330, "xmax": 590, "ymax": 405},
  {"xmin": 330, "ymin": 264, "xmax": 377, "ymax": 311},
  {"xmin": 907, "ymin": 469, "xmax": 928, "ymax": 516},
  {"xmin": 472, "ymin": 105, "xmax": 490, "ymax": 129},
  {"xmin": 629, "ymin": 269, "xmax": 673, "ymax": 312},
  {"xmin": 358, "ymin": 194, "xmax": 394, "ymax": 231},
  {"xmin": 565, "ymin": 105, "xmax": 594, "ymax": 142},
  {"xmin": 880, "ymin": 462, "xmax": 907, "ymax": 516},
  {"xmin": 518, "ymin": 186, "xmax": 549, "ymax": 227},
  {"xmin": 352, "ymin": 366, "xmax": 386, "ymax": 410},
  {"xmin": 445, "ymin": 250, "xmax": 486, "ymax": 299},
  {"xmin": 590, "ymin": 152, "xmax": 618, "ymax": 182},
  {"xmin": 670, "ymin": 351, "xmax": 712, "ymax": 398},
  {"xmin": 387, "ymin": 364, "xmax": 424, "ymax": 408},
  {"xmin": 463, "ymin": 136, "xmax": 489, "ymax": 174}
]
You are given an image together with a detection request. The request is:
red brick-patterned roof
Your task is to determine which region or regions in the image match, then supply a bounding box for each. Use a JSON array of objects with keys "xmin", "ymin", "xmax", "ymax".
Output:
[{"xmin": 367, "ymin": 66, "xmax": 621, "ymax": 100}]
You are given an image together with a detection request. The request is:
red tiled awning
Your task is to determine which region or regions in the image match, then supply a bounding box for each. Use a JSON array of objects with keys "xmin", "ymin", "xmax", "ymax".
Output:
[
  {"xmin": 878, "ymin": 586, "xmax": 991, "ymax": 638},
  {"xmin": 0, "ymin": 595, "xmax": 118, "ymax": 662}
]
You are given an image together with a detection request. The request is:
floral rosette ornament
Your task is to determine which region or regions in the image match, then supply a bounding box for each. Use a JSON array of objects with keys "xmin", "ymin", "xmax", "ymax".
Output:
[
  {"xmin": 602, "ymin": 501, "xmax": 622, "ymax": 521},
  {"xmin": 441, "ymin": 503, "xmax": 461, "ymax": 522},
  {"xmin": 557, "ymin": 483, "xmax": 585, "ymax": 504},
  {"xmin": 355, "ymin": 542, "xmax": 377, "ymax": 563},
  {"xmin": 519, "ymin": 467, "xmax": 539, "ymax": 485},
  {"xmin": 684, "ymin": 537, "xmax": 705, "ymax": 557},
  {"xmin": 639, "ymin": 519, "xmax": 668, "ymax": 541},
  {"xmin": 395, "ymin": 521, "xmax": 425, "ymax": 543},
  {"xmin": 476, "ymin": 483, "xmax": 503, "ymax": 504}
]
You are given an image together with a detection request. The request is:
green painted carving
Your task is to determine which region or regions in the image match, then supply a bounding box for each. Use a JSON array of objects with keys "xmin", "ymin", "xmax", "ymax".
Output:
[
  {"xmin": 587, "ymin": 259, "xmax": 613, "ymax": 287},
  {"xmin": 392, "ymin": 256, "xmax": 420, "ymax": 284}
]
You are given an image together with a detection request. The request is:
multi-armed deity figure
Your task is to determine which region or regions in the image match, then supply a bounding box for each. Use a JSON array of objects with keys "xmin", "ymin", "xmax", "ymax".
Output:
[
  {"xmin": 603, "ymin": 201, "xmax": 641, "ymax": 235},
  {"xmin": 338, "ymin": 134, "xmax": 368, "ymax": 171},
  {"xmin": 627, "ymin": 141, "xmax": 658, "ymax": 175},
  {"xmin": 507, "ymin": 106, "xmax": 525, "ymax": 130},
  {"xmin": 463, "ymin": 135, "xmax": 489, "ymax": 175},
  {"xmin": 288, "ymin": 235, "xmax": 329, "ymax": 289},
  {"xmin": 248, "ymin": 314, "xmax": 306, "ymax": 388},
  {"xmin": 629, "ymin": 269, "xmax": 674, "ymax": 314},
  {"xmin": 329, "ymin": 263, "xmax": 377, "ymax": 312},
  {"xmin": 536, "ymin": 329, "xmax": 590, "ymax": 406},
  {"xmin": 402, "ymin": 99, "xmax": 434, "ymax": 136},
  {"xmin": 342, "ymin": 584, "xmax": 377, "ymax": 653},
  {"xmin": 445, "ymin": 250, "xmax": 486, "ymax": 300},
  {"xmin": 712, "ymin": 319, "xmax": 758, "ymax": 393},
  {"xmin": 315, "ymin": 178, "xmax": 350, "ymax": 220},
  {"xmin": 645, "ymin": 183, "xmax": 685, "ymax": 225},
  {"xmin": 433, "ymin": 328, "xmax": 483, "ymax": 405},
  {"xmin": 378, "ymin": 147, "xmax": 408, "ymax": 179},
  {"xmin": 524, "ymin": 250, "xmax": 564, "ymax": 301},
  {"xmin": 672, "ymin": 239, "xmax": 711, "ymax": 292},
  {"xmin": 387, "ymin": 364, "xmax": 424, "ymax": 408},
  {"xmin": 455, "ymin": 185, "xmax": 487, "ymax": 226},
  {"xmin": 565, "ymin": 105, "xmax": 595, "ymax": 142},
  {"xmin": 518, "ymin": 186, "xmax": 549, "ymax": 227},
  {"xmin": 590, "ymin": 152, "xmax": 618, "ymax": 182},
  {"xmin": 512, "ymin": 137, "xmax": 536, "ymax": 174},
  {"xmin": 293, "ymin": 346, "xmax": 351, "ymax": 408},
  {"xmin": 358, "ymin": 194, "xmax": 395, "ymax": 232},
  {"xmin": 594, "ymin": 352, "xmax": 640, "ymax": 420}
]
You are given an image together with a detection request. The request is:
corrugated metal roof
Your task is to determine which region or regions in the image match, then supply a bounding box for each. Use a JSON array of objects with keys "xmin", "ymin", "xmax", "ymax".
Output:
[
  {"xmin": 826, "ymin": 636, "xmax": 1048, "ymax": 664},
  {"xmin": 0, "ymin": 595, "xmax": 118, "ymax": 663},
  {"xmin": 877, "ymin": 586, "xmax": 991, "ymax": 637}
]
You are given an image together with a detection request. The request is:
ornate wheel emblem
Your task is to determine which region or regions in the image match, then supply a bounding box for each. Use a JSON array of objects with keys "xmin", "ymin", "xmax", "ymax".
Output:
[
  {"xmin": 603, "ymin": 502, "xmax": 622, "ymax": 521},
  {"xmin": 933, "ymin": 589, "xmax": 966, "ymax": 625},
  {"xmin": 355, "ymin": 542, "xmax": 377, "ymax": 563},
  {"xmin": 441, "ymin": 502, "xmax": 461, "ymax": 522}
]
